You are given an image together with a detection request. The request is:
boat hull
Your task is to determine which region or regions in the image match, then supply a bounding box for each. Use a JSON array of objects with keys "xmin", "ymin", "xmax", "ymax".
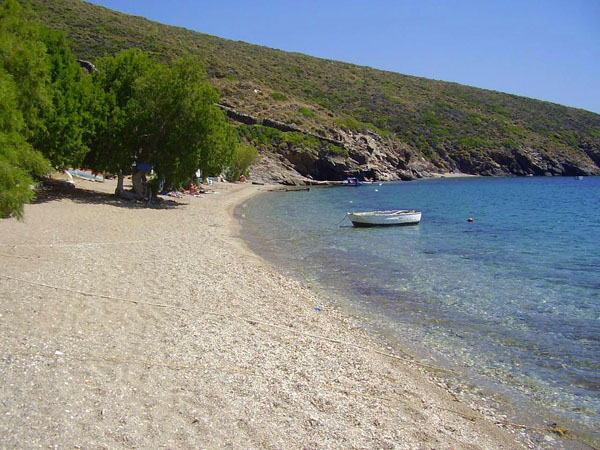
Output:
[{"xmin": 348, "ymin": 210, "xmax": 422, "ymax": 227}]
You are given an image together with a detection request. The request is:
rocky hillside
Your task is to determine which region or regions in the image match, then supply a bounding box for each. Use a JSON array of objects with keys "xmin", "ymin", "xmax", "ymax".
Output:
[{"xmin": 25, "ymin": 0, "xmax": 600, "ymax": 183}]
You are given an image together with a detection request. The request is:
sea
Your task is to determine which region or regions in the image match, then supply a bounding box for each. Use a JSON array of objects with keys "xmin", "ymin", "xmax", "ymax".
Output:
[{"xmin": 236, "ymin": 176, "xmax": 600, "ymax": 447}]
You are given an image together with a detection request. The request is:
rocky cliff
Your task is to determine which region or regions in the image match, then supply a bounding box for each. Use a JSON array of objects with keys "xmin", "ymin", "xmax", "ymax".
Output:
[
  {"xmin": 248, "ymin": 128, "xmax": 436, "ymax": 185},
  {"xmin": 223, "ymin": 104, "xmax": 599, "ymax": 184},
  {"xmin": 249, "ymin": 128, "xmax": 600, "ymax": 185}
]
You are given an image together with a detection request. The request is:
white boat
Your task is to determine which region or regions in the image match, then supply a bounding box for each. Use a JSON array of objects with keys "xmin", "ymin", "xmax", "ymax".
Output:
[{"xmin": 347, "ymin": 210, "xmax": 422, "ymax": 227}]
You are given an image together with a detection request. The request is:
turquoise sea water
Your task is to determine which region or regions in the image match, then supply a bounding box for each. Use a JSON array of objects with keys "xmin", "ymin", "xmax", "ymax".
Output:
[{"xmin": 237, "ymin": 177, "xmax": 600, "ymax": 445}]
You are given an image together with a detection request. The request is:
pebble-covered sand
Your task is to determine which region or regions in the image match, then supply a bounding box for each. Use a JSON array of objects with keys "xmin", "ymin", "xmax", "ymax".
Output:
[{"xmin": 0, "ymin": 178, "xmax": 534, "ymax": 448}]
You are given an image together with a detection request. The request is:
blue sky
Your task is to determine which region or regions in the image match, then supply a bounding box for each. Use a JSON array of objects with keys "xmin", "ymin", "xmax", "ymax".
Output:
[{"xmin": 87, "ymin": 0, "xmax": 600, "ymax": 114}]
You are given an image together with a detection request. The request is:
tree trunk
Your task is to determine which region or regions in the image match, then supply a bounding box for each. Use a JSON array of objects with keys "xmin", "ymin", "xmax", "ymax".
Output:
[
  {"xmin": 115, "ymin": 170, "xmax": 124, "ymax": 194},
  {"xmin": 115, "ymin": 170, "xmax": 151, "ymax": 202},
  {"xmin": 132, "ymin": 171, "xmax": 147, "ymax": 199}
]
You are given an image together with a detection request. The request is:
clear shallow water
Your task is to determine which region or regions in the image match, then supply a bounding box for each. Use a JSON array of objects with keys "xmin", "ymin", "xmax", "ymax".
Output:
[{"xmin": 238, "ymin": 177, "xmax": 600, "ymax": 444}]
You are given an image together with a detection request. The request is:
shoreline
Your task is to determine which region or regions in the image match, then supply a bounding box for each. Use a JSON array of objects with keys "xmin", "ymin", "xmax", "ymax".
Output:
[
  {"xmin": 236, "ymin": 184, "xmax": 598, "ymax": 450},
  {"xmin": 1, "ymin": 178, "xmax": 537, "ymax": 448}
]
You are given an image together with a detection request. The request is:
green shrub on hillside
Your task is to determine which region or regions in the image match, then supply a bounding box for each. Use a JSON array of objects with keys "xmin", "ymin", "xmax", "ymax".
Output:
[
  {"xmin": 298, "ymin": 106, "xmax": 316, "ymax": 118},
  {"xmin": 237, "ymin": 124, "xmax": 338, "ymax": 155},
  {"xmin": 236, "ymin": 124, "xmax": 284, "ymax": 148},
  {"xmin": 326, "ymin": 143, "xmax": 348, "ymax": 157},
  {"xmin": 456, "ymin": 136, "xmax": 493, "ymax": 150},
  {"xmin": 333, "ymin": 115, "xmax": 363, "ymax": 132},
  {"xmin": 270, "ymin": 92, "xmax": 287, "ymax": 101}
]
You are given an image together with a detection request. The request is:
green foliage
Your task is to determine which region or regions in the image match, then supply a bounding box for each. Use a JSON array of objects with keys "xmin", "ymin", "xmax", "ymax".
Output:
[
  {"xmin": 326, "ymin": 143, "xmax": 348, "ymax": 157},
  {"xmin": 413, "ymin": 135, "xmax": 432, "ymax": 155},
  {"xmin": 456, "ymin": 136, "xmax": 493, "ymax": 150},
  {"xmin": 365, "ymin": 122, "xmax": 389, "ymax": 137},
  {"xmin": 552, "ymin": 130, "xmax": 579, "ymax": 147},
  {"xmin": 33, "ymin": 27, "xmax": 95, "ymax": 169},
  {"xmin": 237, "ymin": 124, "xmax": 347, "ymax": 157},
  {"xmin": 237, "ymin": 124, "xmax": 321, "ymax": 151},
  {"xmin": 333, "ymin": 115, "xmax": 363, "ymax": 132},
  {"xmin": 467, "ymin": 114, "xmax": 484, "ymax": 126},
  {"xmin": 236, "ymin": 124, "xmax": 285, "ymax": 148},
  {"xmin": 281, "ymin": 132, "xmax": 320, "ymax": 149},
  {"xmin": 226, "ymin": 143, "xmax": 258, "ymax": 181},
  {"xmin": 86, "ymin": 50, "xmax": 236, "ymax": 186},
  {"xmin": 0, "ymin": 131, "xmax": 50, "ymax": 219},
  {"xmin": 423, "ymin": 111, "xmax": 441, "ymax": 127},
  {"xmin": 0, "ymin": 0, "xmax": 51, "ymax": 139},
  {"xmin": 492, "ymin": 104, "xmax": 511, "ymax": 117},
  {"xmin": 84, "ymin": 49, "xmax": 153, "ymax": 177},
  {"xmin": 502, "ymin": 122, "xmax": 528, "ymax": 138},
  {"xmin": 0, "ymin": 0, "xmax": 96, "ymax": 218},
  {"xmin": 502, "ymin": 138, "xmax": 518, "ymax": 149},
  {"xmin": 270, "ymin": 92, "xmax": 287, "ymax": 101},
  {"xmin": 0, "ymin": 68, "xmax": 50, "ymax": 219},
  {"xmin": 298, "ymin": 106, "xmax": 316, "ymax": 118},
  {"xmin": 0, "ymin": 0, "xmax": 52, "ymax": 218}
]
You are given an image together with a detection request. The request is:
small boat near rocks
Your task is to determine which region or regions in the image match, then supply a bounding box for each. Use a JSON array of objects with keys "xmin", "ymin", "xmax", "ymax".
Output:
[
  {"xmin": 347, "ymin": 210, "xmax": 422, "ymax": 227},
  {"xmin": 342, "ymin": 177, "xmax": 359, "ymax": 186}
]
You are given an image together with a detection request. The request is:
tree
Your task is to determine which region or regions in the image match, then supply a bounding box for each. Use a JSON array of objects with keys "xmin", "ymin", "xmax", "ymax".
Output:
[
  {"xmin": 1, "ymin": 0, "xmax": 95, "ymax": 218},
  {"xmin": 132, "ymin": 57, "xmax": 236, "ymax": 186},
  {"xmin": 83, "ymin": 49, "xmax": 153, "ymax": 193},
  {"xmin": 86, "ymin": 51, "xmax": 238, "ymax": 197},
  {"xmin": 226, "ymin": 143, "xmax": 259, "ymax": 181},
  {"xmin": 0, "ymin": 68, "xmax": 50, "ymax": 219},
  {"xmin": 33, "ymin": 27, "xmax": 95, "ymax": 169},
  {"xmin": 0, "ymin": 0, "xmax": 51, "ymax": 140},
  {"xmin": 0, "ymin": 0, "xmax": 51, "ymax": 219}
]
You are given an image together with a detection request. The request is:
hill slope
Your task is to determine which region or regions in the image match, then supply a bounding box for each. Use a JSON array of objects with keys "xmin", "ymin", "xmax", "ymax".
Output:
[{"xmin": 25, "ymin": 0, "xmax": 600, "ymax": 182}]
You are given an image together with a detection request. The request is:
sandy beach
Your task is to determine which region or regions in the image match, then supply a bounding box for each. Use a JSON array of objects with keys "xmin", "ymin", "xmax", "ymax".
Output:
[{"xmin": 0, "ymin": 178, "xmax": 535, "ymax": 448}]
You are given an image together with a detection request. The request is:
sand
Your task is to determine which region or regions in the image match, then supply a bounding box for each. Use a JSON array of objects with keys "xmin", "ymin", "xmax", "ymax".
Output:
[{"xmin": 0, "ymin": 178, "xmax": 537, "ymax": 449}]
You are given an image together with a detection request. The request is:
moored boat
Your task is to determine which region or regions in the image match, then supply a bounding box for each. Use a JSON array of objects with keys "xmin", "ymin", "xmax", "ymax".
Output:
[{"xmin": 347, "ymin": 210, "xmax": 422, "ymax": 227}]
